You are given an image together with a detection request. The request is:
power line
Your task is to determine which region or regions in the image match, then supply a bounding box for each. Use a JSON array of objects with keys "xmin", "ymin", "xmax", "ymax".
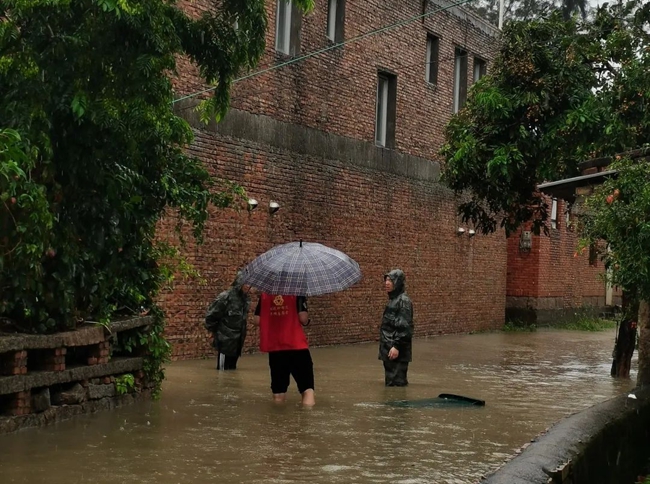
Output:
[
  {"xmin": 174, "ymin": 44, "xmax": 501, "ymax": 115},
  {"xmin": 172, "ymin": 0, "xmax": 481, "ymax": 105}
]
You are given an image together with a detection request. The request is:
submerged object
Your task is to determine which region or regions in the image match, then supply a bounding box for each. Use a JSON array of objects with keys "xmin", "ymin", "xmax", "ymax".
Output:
[{"xmin": 386, "ymin": 393, "xmax": 485, "ymax": 408}]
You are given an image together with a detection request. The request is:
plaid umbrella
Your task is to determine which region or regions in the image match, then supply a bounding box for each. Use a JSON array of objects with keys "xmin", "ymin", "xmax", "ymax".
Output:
[{"xmin": 241, "ymin": 241, "xmax": 362, "ymax": 296}]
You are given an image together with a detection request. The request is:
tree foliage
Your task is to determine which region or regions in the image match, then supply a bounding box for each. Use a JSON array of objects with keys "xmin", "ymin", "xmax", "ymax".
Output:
[
  {"xmin": 0, "ymin": 0, "xmax": 313, "ymax": 335},
  {"xmin": 442, "ymin": 0, "xmax": 650, "ymax": 236},
  {"xmin": 472, "ymin": 0, "xmax": 589, "ymax": 25},
  {"xmin": 580, "ymin": 158, "xmax": 650, "ymax": 301}
]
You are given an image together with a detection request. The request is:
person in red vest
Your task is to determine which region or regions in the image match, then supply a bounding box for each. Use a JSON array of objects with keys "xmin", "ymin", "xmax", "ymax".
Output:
[{"xmin": 254, "ymin": 294, "xmax": 315, "ymax": 406}]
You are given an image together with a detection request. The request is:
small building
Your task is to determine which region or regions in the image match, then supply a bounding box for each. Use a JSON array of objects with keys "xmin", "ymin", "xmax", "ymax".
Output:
[{"xmin": 505, "ymin": 153, "xmax": 636, "ymax": 325}]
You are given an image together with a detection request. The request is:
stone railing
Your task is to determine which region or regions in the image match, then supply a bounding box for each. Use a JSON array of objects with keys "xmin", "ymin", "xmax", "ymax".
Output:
[
  {"xmin": 0, "ymin": 317, "xmax": 153, "ymax": 434},
  {"xmin": 479, "ymin": 387, "xmax": 650, "ymax": 484}
]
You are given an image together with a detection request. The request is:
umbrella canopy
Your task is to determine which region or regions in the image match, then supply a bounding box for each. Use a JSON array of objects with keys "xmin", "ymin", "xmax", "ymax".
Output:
[{"xmin": 242, "ymin": 241, "xmax": 362, "ymax": 296}]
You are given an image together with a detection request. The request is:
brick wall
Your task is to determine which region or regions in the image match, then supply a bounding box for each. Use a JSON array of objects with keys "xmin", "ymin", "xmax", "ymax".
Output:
[
  {"xmin": 174, "ymin": 0, "xmax": 499, "ymax": 161},
  {"xmin": 506, "ymin": 197, "xmax": 618, "ymax": 323},
  {"xmin": 164, "ymin": 0, "xmax": 505, "ymax": 359}
]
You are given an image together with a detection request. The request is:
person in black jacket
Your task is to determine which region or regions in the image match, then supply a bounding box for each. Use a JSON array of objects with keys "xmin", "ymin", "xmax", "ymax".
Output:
[
  {"xmin": 379, "ymin": 269, "xmax": 414, "ymax": 386},
  {"xmin": 204, "ymin": 271, "xmax": 251, "ymax": 370}
]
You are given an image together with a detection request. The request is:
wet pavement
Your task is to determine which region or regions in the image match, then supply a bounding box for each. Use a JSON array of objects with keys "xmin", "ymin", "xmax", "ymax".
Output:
[{"xmin": 0, "ymin": 329, "xmax": 635, "ymax": 484}]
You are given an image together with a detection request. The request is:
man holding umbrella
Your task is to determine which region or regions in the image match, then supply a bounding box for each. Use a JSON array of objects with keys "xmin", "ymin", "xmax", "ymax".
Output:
[
  {"xmin": 242, "ymin": 240, "xmax": 362, "ymax": 407},
  {"xmin": 254, "ymin": 294, "xmax": 315, "ymax": 406}
]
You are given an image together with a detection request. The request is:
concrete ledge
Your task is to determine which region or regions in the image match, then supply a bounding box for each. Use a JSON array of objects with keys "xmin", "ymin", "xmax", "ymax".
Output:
[
  {"xmin": 174, "ymin": 102, "xmax": 441, "ymax": 183},
  {"xmin": 480, "ymin": 387, "xmax": 650, "ymax": 484},
  {"xmin": 0, "ymin": 357, "xmax": 144, "ymax": 395},
  {"xmin": 0, "ymin": 390, "xmax": 151, "ymax": 434},
  {"xmin": 0, "ymin": 317, "xmax": 152, "ymax": 353}
]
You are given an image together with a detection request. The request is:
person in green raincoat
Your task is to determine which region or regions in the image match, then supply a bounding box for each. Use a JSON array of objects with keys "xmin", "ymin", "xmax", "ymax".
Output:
[
  {"xmin": 205, "ymin": 271, "xmax": 251, "ymax": 370},
  {"xmin": 379, "ymin": 269, "xmax": 414, "ymax": 386}
]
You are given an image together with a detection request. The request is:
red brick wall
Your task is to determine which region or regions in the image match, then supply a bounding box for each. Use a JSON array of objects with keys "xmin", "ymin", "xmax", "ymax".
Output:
[
  {"xmin": 506, "ymin": 197, "xmax": 616, "ymax": 319},
  {"xmin": 174, "ymin": 0, "xmax": 499, "ymax": 161},
  {"xmin": 163, "ymin": 0, "xmax": 505, "ymax": 359},
  {"xmin": 158, "ymin": 112, "xmax": 507, "ymax": 359}
]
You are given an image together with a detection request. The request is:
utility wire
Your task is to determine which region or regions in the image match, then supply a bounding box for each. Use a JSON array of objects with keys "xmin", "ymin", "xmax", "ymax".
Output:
[
  {"xmin": 174, "ymin": 44, "xmax": 502, "ymax": 115},
  {"xmin": 172, "ymin": 0, "xmax": 481, "ymax": 105}
]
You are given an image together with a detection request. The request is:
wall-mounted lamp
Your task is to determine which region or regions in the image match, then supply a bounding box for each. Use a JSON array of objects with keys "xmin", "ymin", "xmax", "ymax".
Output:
[
  {"xmin": 247, "ymin": 198, "xmax": 258, "ymax": 212},
  {"xmin": 468, "ymin": 229, "xmax": 476, "ymax": 237},
  {"xmin": 457, "ymin": 227, "xmax": 466, "ymax": 236},
  {"xmin": 519, "ymin": 230, "xmax": 532, "ymax": 252},
  {"xmin": 269, "ymin": 201, "xmax": 280, "ymax": 215}
]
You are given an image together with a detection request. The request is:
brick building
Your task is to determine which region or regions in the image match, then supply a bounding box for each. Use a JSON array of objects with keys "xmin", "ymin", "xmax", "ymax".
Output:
[
  {"xmin": 160, "ymin": 0, "xmax": 508, "ymax": 359},
  {"xmin": 505, "ymin": 198, "xmax": 614, "ymax": 325},
  {"xmin": 506, "ymin": 151, "xmax": 628, "ymax": 324}
]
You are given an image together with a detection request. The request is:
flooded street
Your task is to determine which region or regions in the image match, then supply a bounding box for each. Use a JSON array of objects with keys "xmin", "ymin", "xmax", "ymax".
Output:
[{"xmin": 0, "ymin": 330, "xmax": 635, "ymax": 484}]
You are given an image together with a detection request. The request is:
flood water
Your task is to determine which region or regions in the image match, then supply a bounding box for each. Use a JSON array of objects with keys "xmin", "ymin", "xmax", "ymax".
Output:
[{"xmin": 0, "ymin": 330, "xmax": 635, "ymax": 484}]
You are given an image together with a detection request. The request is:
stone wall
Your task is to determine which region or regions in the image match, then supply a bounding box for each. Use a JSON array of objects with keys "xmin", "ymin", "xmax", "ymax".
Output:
[
  {"xmin": 479, "ymin": 387, "xmax": 650, "ymax": 484},
  {"xmin": 0, "ymin": 317, "xmax": 153, "ymax": 434}
]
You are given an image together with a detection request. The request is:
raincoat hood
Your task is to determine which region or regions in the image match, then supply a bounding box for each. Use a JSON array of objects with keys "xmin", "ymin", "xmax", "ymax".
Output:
[
  {"xmin": 232, "ymin": 270, "xmax": 247, "ymax": 292},
  {"xmin": 385, "ymin": 269, "xmax": 406, "ymax": 298}
]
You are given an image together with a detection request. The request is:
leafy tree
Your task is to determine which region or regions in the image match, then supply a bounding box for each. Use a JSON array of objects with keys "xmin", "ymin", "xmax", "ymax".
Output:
[
  {"xmin": 580, "ymin": 159, "xmax": 650, "ymax": 383},
  {"xmin": 472, "ymin": 0, "xmax": 589, "ymax": 25},
  {"xmin": 0, "ymin": 0, "xmax": 312, "ymax": 392},
  {"xmin": 442, "ymin": 0, "xmax": 650, "ymax": 385}
]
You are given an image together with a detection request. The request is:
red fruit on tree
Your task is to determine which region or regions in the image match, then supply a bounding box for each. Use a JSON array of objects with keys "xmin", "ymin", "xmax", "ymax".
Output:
[{"xmin": 606, "ymin": 195, "xmax": 614, "ymax": 204}]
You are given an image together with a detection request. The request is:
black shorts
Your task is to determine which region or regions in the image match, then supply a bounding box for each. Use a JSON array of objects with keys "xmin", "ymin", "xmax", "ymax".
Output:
[{"xmin": 268, "ymin": 349, "xmax": 314, "ymax": 394}]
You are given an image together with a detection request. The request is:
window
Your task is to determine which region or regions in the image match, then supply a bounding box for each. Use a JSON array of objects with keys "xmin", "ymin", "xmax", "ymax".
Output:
[
  {"xmin": 550, "ymin": 198, "xmax": 558, "ymax": 229},
  {"xmin": 473, "ymin": 57, "xmax": 487, "ymax": 82},
  {"xmin": 425, "ymin": 35, "xmax": 440, "ymax": 85},
  {"xmin": 589, "ymin": 244, "xmax": 597, "ymax": 265},
  {"xmin": 453, "ymin": 48, "xmax": 468, "ymax": 113},
  {"xmin": 276, "ymin": 0, "xmax": 302, "ymax": 55},
  {"xmin": 375, "ymin": 72, "xmax": 397, "ymax": 148},
  {"xmin": 327, "ymin": 0, "xmax": 345, "ymax": 42}
]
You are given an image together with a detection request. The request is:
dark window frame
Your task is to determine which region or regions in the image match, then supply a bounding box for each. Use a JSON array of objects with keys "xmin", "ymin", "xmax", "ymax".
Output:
[
  {"xmin": 327, "ymin": 0, "xmax": 346, "ymax": 43},
  {"xmin": 453, "ymin": 47, "xmax": 468, "ymax": 113},
  {"xmin": 275, "ymin": 0, "xmax": 302, "ymax": 56},
  {"xmin": 375, "ymin": 71, "xmax": 397, "ymax": 149},
  {"xmin": 426, "ymin": 34, "xmax": 440, "ymax": 85}
]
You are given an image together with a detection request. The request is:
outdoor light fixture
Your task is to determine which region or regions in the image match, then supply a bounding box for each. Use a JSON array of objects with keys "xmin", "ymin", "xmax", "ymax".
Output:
[
  {"xmin": 468, "ymin": 229, "xmax": 476, "ymax": 237},
  {"xmin": 269, "ymin": 201, "xmax": 280, "ymax": 215},
  {"xmin": 457, "ymin": 227, "xmax": 466, "ymax": 236},
  {"xmin": 247, "ymin": 198, "xmax": 258, "ymax": 211}
]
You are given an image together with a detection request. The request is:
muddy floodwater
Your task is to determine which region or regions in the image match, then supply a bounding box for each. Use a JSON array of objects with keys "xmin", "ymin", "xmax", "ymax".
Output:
[{"xmin": 0, "ymin": 330, "xmax": 635, "ymax": 484}]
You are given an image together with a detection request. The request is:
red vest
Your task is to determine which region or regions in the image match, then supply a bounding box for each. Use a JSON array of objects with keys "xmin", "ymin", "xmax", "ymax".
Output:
[{"xmin": 259, "ymin": 294, "xmax": 309, "ymax": 352}]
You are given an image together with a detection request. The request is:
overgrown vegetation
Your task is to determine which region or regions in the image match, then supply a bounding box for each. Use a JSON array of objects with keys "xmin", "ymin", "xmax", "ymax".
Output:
[
  {"xmin": 0, "ymin": 0, "xmax": 313, "ymax": 396},
  {"xmin": 115, "ymin": 373, "xmax": 135, "ymax": 395}
]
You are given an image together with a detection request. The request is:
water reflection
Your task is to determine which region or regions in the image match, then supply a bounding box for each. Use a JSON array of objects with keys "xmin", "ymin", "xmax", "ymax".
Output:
[{"xmin": 0, "ymin": 330, "xmax": 634, "ymax": 484}]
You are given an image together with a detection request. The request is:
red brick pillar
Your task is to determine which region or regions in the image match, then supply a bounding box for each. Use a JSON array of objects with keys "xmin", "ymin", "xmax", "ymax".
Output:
[
  {"xmin": 10, "ymin": 391, "xmax": 31, "ymax": 416},
  {"xmin": 50, "ymin": 348, "xmax": 66, "ymax": 371},
  {"xmin": 88, "ymin": 341, "xmax": 110, "ymax": 365},
  {"xmin": 0, "ymin": 351, "xmax": 28, "ymax": 376}
]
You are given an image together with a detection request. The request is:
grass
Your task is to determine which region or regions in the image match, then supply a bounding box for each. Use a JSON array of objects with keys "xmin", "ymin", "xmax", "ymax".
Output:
[
  {"xmin": 503, "ymin": 309, "xmax": 618, "ymax": 333},
  {"xmin": 555, "ymin": 317, "xmax": 617, "ymax": 332}
]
